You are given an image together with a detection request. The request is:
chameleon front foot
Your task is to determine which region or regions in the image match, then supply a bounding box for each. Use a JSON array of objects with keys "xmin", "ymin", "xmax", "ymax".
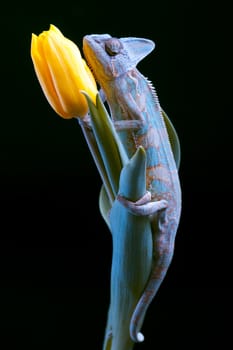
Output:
[{"xmin": 117, "ymin": 191, "xmax": 168, "ymax": 217}]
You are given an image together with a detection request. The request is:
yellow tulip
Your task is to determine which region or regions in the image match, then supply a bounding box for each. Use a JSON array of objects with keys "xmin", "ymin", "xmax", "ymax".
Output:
[{"xmin": 31, "ymin": 24, "xmax": 97, "ymax": 119}]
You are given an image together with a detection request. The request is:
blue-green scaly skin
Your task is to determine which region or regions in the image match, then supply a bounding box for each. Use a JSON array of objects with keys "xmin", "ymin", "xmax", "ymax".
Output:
[{"xmin": 83, "ymin": 34, "xmax": 182, "ymax": 343}]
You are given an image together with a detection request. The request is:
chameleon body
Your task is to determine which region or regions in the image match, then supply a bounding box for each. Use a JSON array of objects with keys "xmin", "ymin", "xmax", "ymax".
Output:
[{"xmin": 83, "ymin": 34, "xmax": 181, "ymax": 342}]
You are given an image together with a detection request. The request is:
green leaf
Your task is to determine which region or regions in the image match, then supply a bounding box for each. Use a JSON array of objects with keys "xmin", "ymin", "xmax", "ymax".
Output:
[
  {"xmin": 118, "ymin": 146, "xmax": 146, "ymax": 201},
  {"xmin": 83, "ymin": 92, "xmax": 128, "ymax": 198},
  {"xmin": 161, "ymin": 109, "xmax": 181, "ymax": 169},
  {"xmin": 98, "ymin": 184, "xmax": 111, "ymax": 230},
  {"xmin": 104, "ymin": 147, "xmax": 152, "ymax": 350},
  {"xmin": 79, "ymin": 117, "xmax": 115, "ymax": 205}
]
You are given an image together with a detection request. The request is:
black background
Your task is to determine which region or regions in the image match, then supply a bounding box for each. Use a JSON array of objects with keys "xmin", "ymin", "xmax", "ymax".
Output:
[{"xmin": 0, "ymin": 1, "xmax": 232, "ymax": 349}]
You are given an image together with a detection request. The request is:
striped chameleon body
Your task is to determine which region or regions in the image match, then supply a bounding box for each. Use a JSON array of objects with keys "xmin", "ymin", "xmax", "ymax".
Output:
[{"xmin": 83, "ymin": 34, "xmax": 182, "ymax": 343}]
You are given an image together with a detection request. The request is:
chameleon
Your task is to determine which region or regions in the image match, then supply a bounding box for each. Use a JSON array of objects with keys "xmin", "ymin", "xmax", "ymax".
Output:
[{"xmin": 83, "ymin": 34, "xmax": 182, "ymax": 343}]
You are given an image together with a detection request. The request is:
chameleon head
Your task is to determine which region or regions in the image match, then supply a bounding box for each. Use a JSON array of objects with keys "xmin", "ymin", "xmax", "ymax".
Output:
[{"xmin": 83, "ymin": 34, "xmax": 155, "ymax": 82}]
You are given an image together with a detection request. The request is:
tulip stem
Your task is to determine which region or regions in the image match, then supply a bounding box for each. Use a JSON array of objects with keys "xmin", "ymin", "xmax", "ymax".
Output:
[{"xmin": 78, "ymin": 115, "xmax": 115, "ymax": 205}]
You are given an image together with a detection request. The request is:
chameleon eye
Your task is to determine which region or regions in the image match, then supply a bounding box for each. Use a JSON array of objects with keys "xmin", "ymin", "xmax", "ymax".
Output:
[{"xmin": 105, "ymin": 38, "xmax": 123, "ymax": 56}]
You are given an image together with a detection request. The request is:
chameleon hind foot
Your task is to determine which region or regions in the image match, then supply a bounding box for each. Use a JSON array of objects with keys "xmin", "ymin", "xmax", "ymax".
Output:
[{"xmin": 117, "ymin": 191, "xmax": 168, "ymax": 216}]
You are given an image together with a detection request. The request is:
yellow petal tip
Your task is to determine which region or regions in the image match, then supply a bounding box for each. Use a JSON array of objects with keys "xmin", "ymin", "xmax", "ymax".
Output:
[{"xmin": 49, "ymin": 24, "xmax": 63, "ymax": 35}]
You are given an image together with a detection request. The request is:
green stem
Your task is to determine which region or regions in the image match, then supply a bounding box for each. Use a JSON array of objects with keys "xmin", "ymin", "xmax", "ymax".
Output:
[{"xmin": 78, "ymin": 116, "xmax": 115, "ymax": 205}]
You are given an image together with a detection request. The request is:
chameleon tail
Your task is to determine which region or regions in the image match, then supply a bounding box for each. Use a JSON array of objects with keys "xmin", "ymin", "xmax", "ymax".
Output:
[
  {"xmin": 130, "ymin": 215, "xmax": 176, "ymax": 345},
  {"xmin": 129, "ymin": 263, "xmax": 168, "ymax": 342}
]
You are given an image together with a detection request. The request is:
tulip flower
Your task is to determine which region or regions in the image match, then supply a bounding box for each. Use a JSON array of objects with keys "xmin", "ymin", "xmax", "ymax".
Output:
[{"xmin": 31, "ymin": 24, "xmax": 97, "ymax": 118}]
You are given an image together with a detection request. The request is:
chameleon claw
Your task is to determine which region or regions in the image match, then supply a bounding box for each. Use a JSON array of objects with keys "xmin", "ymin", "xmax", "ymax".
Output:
[{"xmin": 117, "ymin": 192, "xmax": 168, "ymax": 217}]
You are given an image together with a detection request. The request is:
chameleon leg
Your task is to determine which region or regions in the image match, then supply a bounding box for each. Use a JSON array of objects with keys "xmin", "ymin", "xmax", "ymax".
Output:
[
  {"xmin": 81, "ymin": 116, "xmax": 144, "ymax": 131},
  {"xmin": 114, "ymin": 120, "xmax": 145, "ymax": 131},
  {"xmin": 117, "ymin": 192, "xmax": 168, "ymax": 216},
  {"xmin": 134, "ymin": 190, "xmax": 151, "ymax": 205}
]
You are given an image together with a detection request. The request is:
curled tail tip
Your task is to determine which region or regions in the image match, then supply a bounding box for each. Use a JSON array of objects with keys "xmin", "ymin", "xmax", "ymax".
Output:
[
  {"xmin": 130, "ymin": 306, "xmax": 145, "ymax": 343},
  {"xmin": 136, "ymin": 332, "xmax": 145, "ymax": 342},
  {"xmin": 130, "ymin": 329, "xmax": 145, "ymax": 343}
]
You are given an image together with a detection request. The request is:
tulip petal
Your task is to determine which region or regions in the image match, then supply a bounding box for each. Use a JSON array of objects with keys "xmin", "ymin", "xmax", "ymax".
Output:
[
  {"xmin": 41, "ymin": 33, "xmax": 85, "ymax": 117},
  {"xmin": 31, "ymin": 33, "xmax": 69, "ymax": 118},
  {"xmin": 57, "ymin": 35, "xmax": 97, "ymax": 102},
  {"xmin": 49, "ymin": 24, "xmax": 64, "ymax": 36},
  {"xmin": 41, "ymin": 29, "xmax": 96, "ymax": 117}
]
